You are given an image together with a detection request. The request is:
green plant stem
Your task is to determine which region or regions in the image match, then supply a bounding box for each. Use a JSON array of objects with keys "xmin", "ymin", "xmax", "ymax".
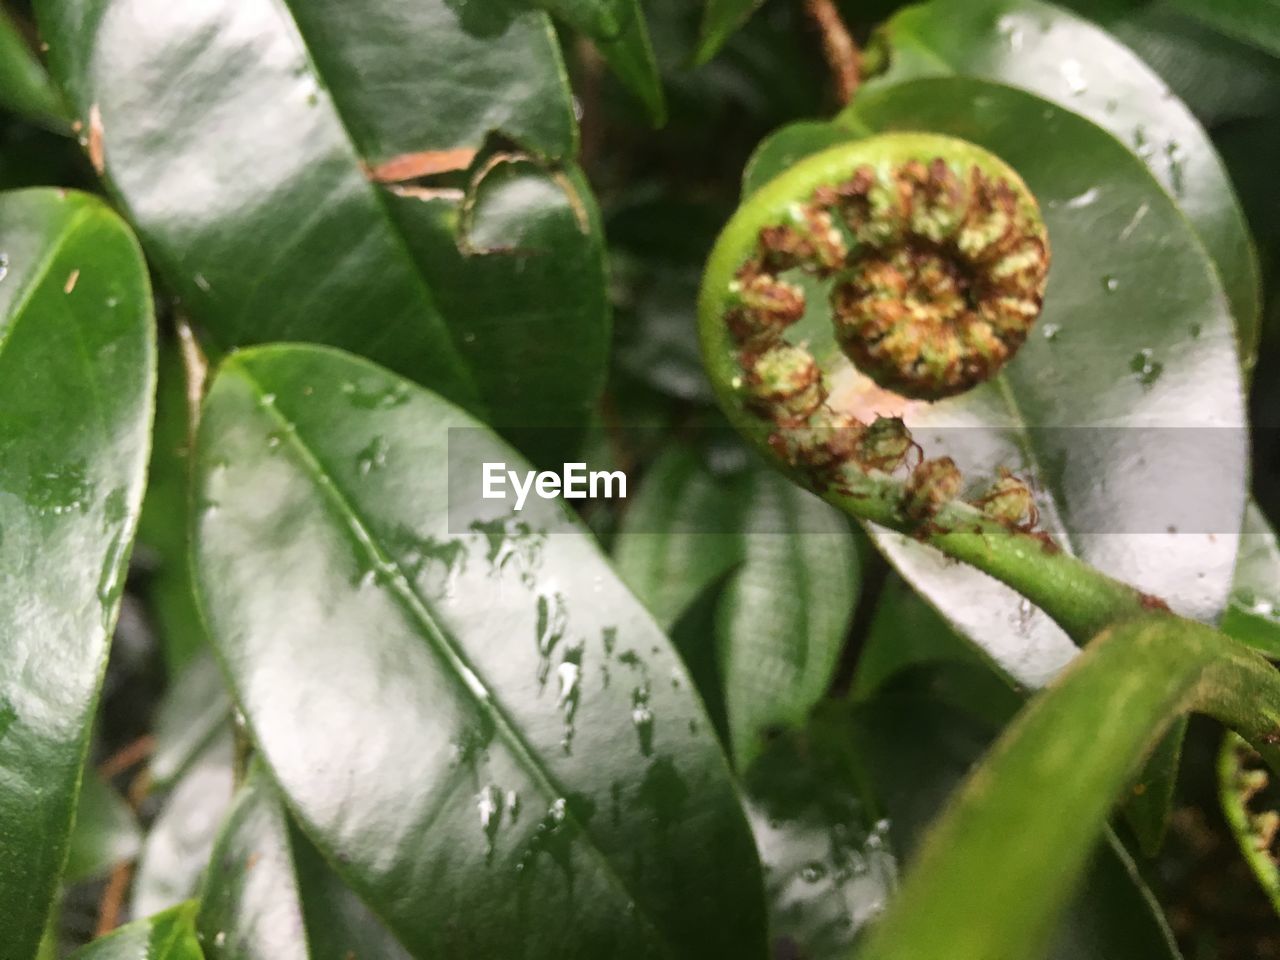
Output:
[
  {"xmin": 854, "ymin": 614, "xmax": 1280, "ymax": 960},
  {"xmin": 832, "ymin": 489, "xmax": 1152, "ymax": 644},
  {"xmin": 698, "ymin": 138, "xmax": 1156, "ymax": 644}
]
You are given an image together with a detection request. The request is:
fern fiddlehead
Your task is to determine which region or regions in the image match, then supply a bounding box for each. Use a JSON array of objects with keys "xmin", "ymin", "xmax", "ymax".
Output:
[{"xmin": 698, "ymin": 135, "xmax": 1150, "ymax": 640}]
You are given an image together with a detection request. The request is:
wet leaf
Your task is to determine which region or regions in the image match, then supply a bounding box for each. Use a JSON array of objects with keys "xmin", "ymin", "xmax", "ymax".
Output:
[
  {"xmin": 865, "ymin": 0, "xmax": 1261, "ymax": 363},
  {"xmin": 199, "ymin": 763, "xmax": 411, "ymax": 960},
  {"xmin": 66, "ymin": 902, "xmax": 202, "ymax": 960},
  {"xmin": 741, "ymin": 719, "xmax": 897, "ymax": 959},
  {"xmin": 1222, "ymin": 500, "xmax": 1280, "ymax": 659},
  {"xmin": 615, "ymin": 446, "xmax": 859, "ymax": 770},
  {"xmin": 0, "ymin": 188, "xmax": 154, "ymax": 959},
  {"xmin": 192, "ymin": 345, "xmax": 768, "ymax": 959},
  {"xmin": 38, "ymin": 0, "xmax": 610, "ymax": 464},
  {"xmin": 852, "ymin": 666, "xmax": 1185, "ymax": 960}
]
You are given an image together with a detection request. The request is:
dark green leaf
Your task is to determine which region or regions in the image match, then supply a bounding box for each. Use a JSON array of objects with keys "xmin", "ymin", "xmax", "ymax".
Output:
[
  {"xmin": 66, "ymin": 902, "xmax": 202, "ymax": 960},
  {"xmin": 696, "ymin": 0, "xmax": 768, "ymax": 65},
  {"xmin": 613, "ymin": 448, "xmax": 743, "ymax": 630},
  {"xmin": 1222, "ymin": 501, "xmax": 1280, "ymax": 658},
  {"xmin": 866, "ymin": 0, "xmax": 1261, "ymax": 368},
  {"xmin": 742, "ymin": 719, "xmax": 897, "ymax": 959},
  {"xmin": 851, "ymin": 575, "xmax": 1021, "ymax": 727},
  {"xmin": 199, "ymin": 763, "xmax": 410, "ymax": 960},
  {"xmin": 1164, "ymin": 0, "xmax": 1280, "ymax": 61},
  {"xmin": 63, "ymin": 774, "xmax": 142, "ymax": 885},
  {"xmin": 136, "ymin": 341, "xmax": 207, "ymax": 673},
  {"xmin": 38, "ymin": 0, "xmax": 610, "ymax": 464},
  {"xmin": 0, "ymin": 187, "xmax": 154, "ymax": 960},
  {"xmin": 0, "ymin": 5, "xmax": 67, "ymax": 129},
  {"xmin": 1096, "ymin": 4, "xmax": 1280, "ymax": 126},
  {"xmin": 192, "ymin": 345, "xmax": 767, "ymax": 959},
  {"xmin": 615, "ymin": 446, "xmax": 859, "ymax": 769},
  {"xmin": 744, "ymin": 78, "xmax": 1247, "ymax": 692},
  {"xmin": 529, "ymin": 0, "xmax": 666, "ymax": 124}
]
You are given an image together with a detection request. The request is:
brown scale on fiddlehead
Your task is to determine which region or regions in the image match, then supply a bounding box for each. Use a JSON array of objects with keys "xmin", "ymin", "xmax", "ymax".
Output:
[{"xmin": 706, "ymin": 136, "xmax": 1050, "ymax": 533}]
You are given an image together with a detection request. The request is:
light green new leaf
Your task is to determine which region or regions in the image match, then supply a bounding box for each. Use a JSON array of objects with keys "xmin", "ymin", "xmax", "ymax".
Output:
[
  {"xmin": 614, "ymin": 447, "xmax": 859, "ymax": 770},
  {"xmin": 853, "ymin": 616, "xmax": 1280, "ymax": 960},
  {"xmin": 865, "ymin": 0, "xmax": 1261, "ymax": 363},
  {"xmin": 66, "ymin": 902, "xmax": 202, "ymax": 960},
  {"xmin": 192, "ymin": 345, "xmax": 768, "ymax": 959},
  {"xmin": 199, "ymin": 763, "xmax": 410, "ymax": 959},
  {"xmin": 742, "ymin": 79, "xmax": 1247, "ymax": 695},
  {"xmin": 1218, "ymin": 732, "xmax": 1280, "ymax": 914},
  {"xmin": 851, "ymin": 669, "xmax": 1184, "ymax": 959},
  {"xmin": 38, "ymin": 0, "xmax": 609, "ymax": 465},
  {"xmin": 0, "ymin": 188, "xmax": 154, "ymax": 960}
]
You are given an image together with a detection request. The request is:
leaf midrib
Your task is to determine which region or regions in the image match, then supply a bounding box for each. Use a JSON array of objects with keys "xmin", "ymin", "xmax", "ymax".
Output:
[
  {"xmin": 244, "ymin": 0, "xmax": 486, "ymax": 410},
  {"xmin": 231, "ymin": 361, "xmax": 679, "ymax": 959}
]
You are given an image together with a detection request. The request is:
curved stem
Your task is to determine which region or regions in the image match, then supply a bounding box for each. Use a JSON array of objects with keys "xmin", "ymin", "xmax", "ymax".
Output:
[
  {"xmin": 699, "ymin": 138, "xmax": 1150, "ymax": 643},
  {"xmin": 825, "ymin": 482, "xmax": 1153, "ymax": 643},
  {"xmin": 855, "ymin": 615, "xmax": 1280, "ymax": 960}
]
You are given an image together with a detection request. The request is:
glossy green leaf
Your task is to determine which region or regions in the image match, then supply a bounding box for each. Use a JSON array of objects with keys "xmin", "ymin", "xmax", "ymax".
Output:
[
  {"xmin": 851, "ymin": 575, "xmax": 1020, "ymax": 723},
  {"xmin": 66, "ymin": 902, "xmax": 202, "ymax": 960},
  {"xmin": 199, "ymin": 763, "xmax": 410, "ymax": 960},
  {"xmin": 1094, "ymin": 3, "xmax": 1280, "ymax": 126},
  {"xmin": 865, "ymin": 0, "xmax": 1261, "ymax": 362},
  {"xmin": 853, "ymin": 616, "xmax": 1280, "ymax": 960},
  {"xmin": 132, "ymin": 733, "xmax": 234, "ymax": 919},
  {"xmin": 615, "ymin": 446, "xmax": 859, "ymax": 769},
  {"xmin": 63, "ymin": 774, "xmax": 142, "ymax": 885},
  {"xmin": 0, "ymin": 188, "xmax": 154, "ymax": 960},
  {"xmin": 529, "ymin": 0, "xmax": 665, "ymax": 124},
  {"xmin": 1222, "ymin": 500, "xmax": 1280, "ymax": 658},
  {"xmin": 1218, "ymin": 732, "xmax": 1280, "ymax": 913},
  {"xmin": 613, "ymin": 448, "xmax": 743, "ymax": 630},
  {"xmin": 742, "ymin": 719, "xmax": 897, "ymax": 959},
  {"xmin": 743, "ymin": 78, "xmax": 1247, "ymax": 692},
  {"xmin": 851, "ymin": 669, "xmax": 1184, "ymax": 959},
  {"xmin": 696, "ymin": 0, "xmax": 768, "ymax": 64},
  {"xmin": 38, "ymin": 0, "xmax": 610, "ymax": 464},
  {"xmin": 0, "ymin": 5, "xmax": 67, "ymax": 129},
  {"xmin": 192, "ymin": 345, "xmax": 767, "ymax": 959}
]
